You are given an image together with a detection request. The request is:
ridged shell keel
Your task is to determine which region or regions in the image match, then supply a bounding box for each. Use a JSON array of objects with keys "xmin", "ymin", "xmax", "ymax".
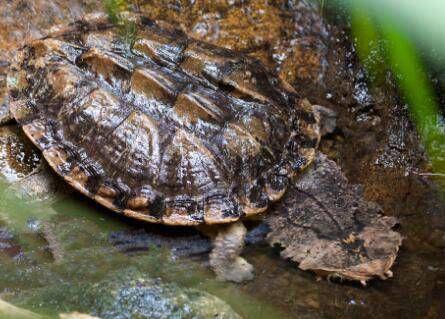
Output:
[{"xmin": 9, "ymin": 14, "xmax": 320, "ymax": 225}]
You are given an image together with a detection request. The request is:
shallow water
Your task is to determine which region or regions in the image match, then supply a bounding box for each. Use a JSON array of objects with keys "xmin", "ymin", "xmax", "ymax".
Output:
[{"xmin": 0, "ymin": 1, "xmax": 444, "ymax": 318}]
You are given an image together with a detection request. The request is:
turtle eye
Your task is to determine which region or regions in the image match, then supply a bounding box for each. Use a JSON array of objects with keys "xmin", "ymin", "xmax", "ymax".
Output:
[{"xmin": 270, "ymin": 77, "xmax": 278, "ymax": 85}]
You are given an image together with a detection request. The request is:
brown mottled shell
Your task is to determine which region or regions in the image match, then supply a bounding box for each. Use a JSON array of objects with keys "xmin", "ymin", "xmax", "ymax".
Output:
[{"xmin": 8, "ymin": 13, "xmax": 320, "ymax": 225}]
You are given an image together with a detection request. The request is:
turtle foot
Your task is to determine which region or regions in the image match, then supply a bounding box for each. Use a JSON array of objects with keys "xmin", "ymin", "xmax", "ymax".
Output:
[
  {"xmin": 213, "ymin": 256, "xmax": 254, "ymax": 283},
  {"xmin": 209, "ymin": 221, "xmax": 254, "ymax": 283}
]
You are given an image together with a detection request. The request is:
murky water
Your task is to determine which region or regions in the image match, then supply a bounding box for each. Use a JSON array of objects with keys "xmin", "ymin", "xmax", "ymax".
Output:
[{"xmin": 0, "ymin": 1, "xmax": 444, "ymax": 318}]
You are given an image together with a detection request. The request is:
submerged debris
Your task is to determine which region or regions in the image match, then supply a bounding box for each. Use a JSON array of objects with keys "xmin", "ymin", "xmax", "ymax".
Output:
[
  {"xmin": 109, "ymin": 228, "xmax": 212, "ymax": 258},
  {"xmin": 0, "ymin": 226, "xmax": 23, "ymax": 260},
  {"xmin": 266, "ymin": 154, "xmax": 403, "ymax": 284},
  {"xmin": 109, "ymin": 223, "xmax": 270, "ymax": 257}
]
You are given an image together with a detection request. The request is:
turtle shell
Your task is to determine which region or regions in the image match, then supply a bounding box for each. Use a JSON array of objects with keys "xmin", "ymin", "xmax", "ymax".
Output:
[{"xmin": 8, "ymin": 14, "xmax": 320, "ymax": 225}]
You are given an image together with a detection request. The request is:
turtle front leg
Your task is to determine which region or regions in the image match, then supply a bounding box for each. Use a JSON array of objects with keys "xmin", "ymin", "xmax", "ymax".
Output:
[{"xmin": 208, "ymin": 221, "xmax": 254, "ymax": 283}]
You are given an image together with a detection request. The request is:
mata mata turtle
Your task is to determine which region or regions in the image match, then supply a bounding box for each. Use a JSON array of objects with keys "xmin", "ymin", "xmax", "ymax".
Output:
[{"xmin": 4, "ymin": 13, "xmax": 402, "ymax": 283}]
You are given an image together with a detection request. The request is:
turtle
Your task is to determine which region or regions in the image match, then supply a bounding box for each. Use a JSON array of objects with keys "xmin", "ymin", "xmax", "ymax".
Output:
[{"xmin": 3, "ymin": 13, "xmax": 402, "ymax": 283}]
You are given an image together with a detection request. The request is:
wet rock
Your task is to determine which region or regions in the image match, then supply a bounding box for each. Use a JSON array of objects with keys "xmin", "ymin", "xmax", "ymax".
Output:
[
  {"xmin": 93, "ymin": 275, "xmax": 241, "ymax": 319},
  {"xmin": 374, "ymin": 103, "xmax": 422, "ymax": 170},
  {"xmin": 0, "ymin": 126, "xmax": 41, "ymax": 183},
  {"xmin": 0, "ymin": 126, "xmax": 66, "ymax": 204},
  {"xmin": 1, "ymin": 212, "xmax": 243, "ymax": 318},
  {"xmin": 351, "ymin": 72, "xmax": 374, "ymax": 110},
  {"xmin": 266, "ymin": 153, "xmax": 402, "ymax": 284},
  {"xmin": 137, "ymin": 0, "xmax": 327, "ymax": 75},
  {"xmin": 7, "ymin": 165, "xmax": 65, "ymax": 203},
  {"xmin": 190, "ymin": 0, "xmax": 284, "ymax": 52},
  {"xmin": 278, "ymin": 38, "xmax": 328, "ymax": 87},
  {"xmin": 14, "ymin": 269, "xmax": 241, "ymax": 319}
]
